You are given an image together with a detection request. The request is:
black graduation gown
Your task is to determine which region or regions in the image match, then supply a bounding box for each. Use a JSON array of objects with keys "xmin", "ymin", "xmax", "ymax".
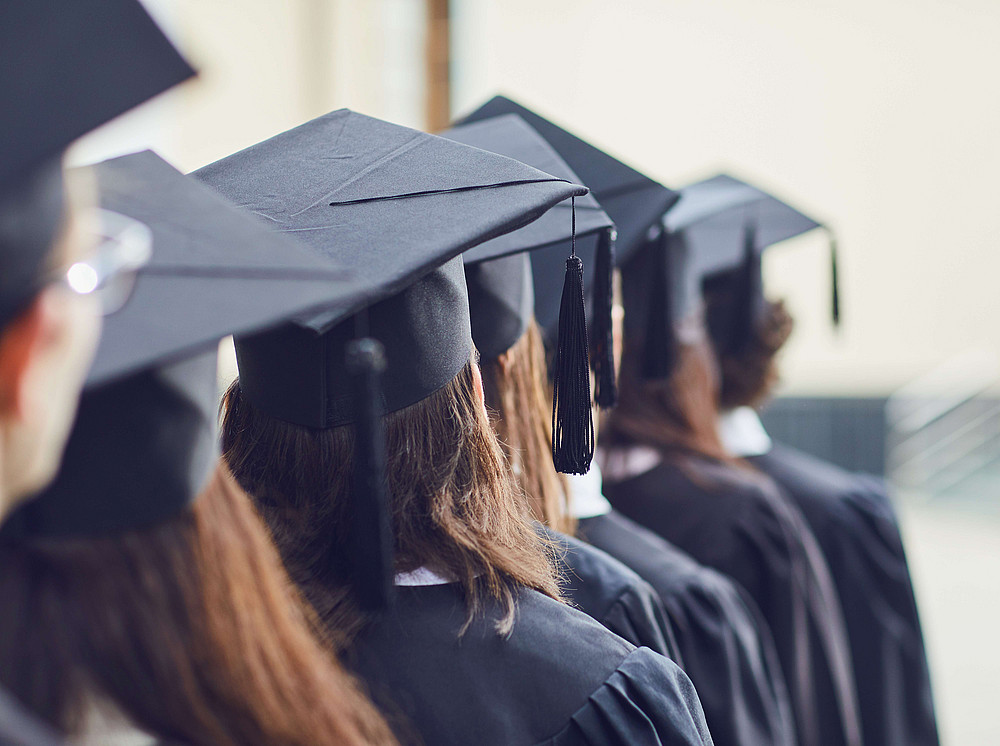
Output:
[
  {"xmin": 750, "ymin": 442, "xmax": 940, "ymax": 746},
  {"xmin": 0, "ymin": 688, "xmax": 62, "ymax": 746},
  {"xmin": 577, "ymin": 509, "xmax": 797, "ymax": 746},
  {"xmin": 603, "ymin": 454, "xmax": 862, "ymax": 746},
  {"xmin": 541, "ymin": 526, "xmax": 682, "ymax": 661},
  {"xmin": 345, "ymin": 579, "xmax": 714, "ymax": 746}
]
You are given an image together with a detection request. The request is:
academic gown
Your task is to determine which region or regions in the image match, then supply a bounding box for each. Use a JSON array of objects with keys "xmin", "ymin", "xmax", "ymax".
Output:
[
  {"xmin": 718, "ymin": 407, "xmax": 939, "ymax": 745},
  {"xmin": 540, "ymin": 525, "xmax": 682, "ymax": 661},
  {"xmin": 566, "ymin": 465, "xmax": 795, "ymax": 746},
  {"xmin": 750, "ymin": 441, "xmax": 939, "ymax": 746},
  {"xmin": 602, "ymin": 448, "xmax": 862, "ymax": 746},
  {"xmin": 345, "ymin": 577, "xmax": 714, "ymax": 746},
  {"xmin": 0, "ymin": 687, "xmax": 62, "ymax": 746}
]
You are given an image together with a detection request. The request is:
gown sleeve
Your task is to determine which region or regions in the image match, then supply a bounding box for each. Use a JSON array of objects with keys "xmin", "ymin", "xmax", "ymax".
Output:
[{"xmin": 542, "ymin": 647, "xmax": 714, "ymax": 746}]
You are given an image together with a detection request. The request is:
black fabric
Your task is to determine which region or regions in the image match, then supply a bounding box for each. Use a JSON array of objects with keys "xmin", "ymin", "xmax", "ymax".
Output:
[
  {"xmin": 1, "ymin": 352, "xmax": 217, "ymax": 539},
  {"xmin": 345, "ymin": 580, "xmax": 713, "ymax": 746},
  {"xmin": 0, "ymin": 687, "xmax": 63, "ymax": 746},
  {"xmin": 445, "ymin": 115, "xmax": 612, "ymax": 266},
  {"xmin": 0, "ymin": 0, "xmax": 193, "ymax": 189},
  {"xmin": 751, "ymin": 442, "xmax": 940, "ymax": 746},
  {"xmin": 466, "ymin": 252, "xmax": 534, "ymax": 359},
  {"xmin": 0, "ymin": 160, "xmax": 64, "ymax": 329},
  {"xmin": 86, "ymin": 151, "xmax": 357, "ymax": 387},
  {"xmin": 578, "ymin": 510, "xmax": 798, "ymax": 746},
  {"xmin": 457, "ymin": 97, "xmax": 680, "ymax": 338},
  {"xmin": 236, "ymin": 255, "xmax": 472, "ymax": 427},
  {"xmin": 195, "ymin": 109, "xmax": 586, "ymax": 427},
  {"xmin": 603, "ymin": 455, "xmax": 863, "ymax": 746},
  {"xmin": 541, "ymin": 526, "xmax": 681, "ymax": 662}
]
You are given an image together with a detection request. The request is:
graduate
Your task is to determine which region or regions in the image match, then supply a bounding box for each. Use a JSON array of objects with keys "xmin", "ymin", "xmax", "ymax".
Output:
[
  {"xmin": 599, "ymin": 222, "xmax": 864, "ymax": 746},
  {"xmin": 208, "ymin": 111, "xmax": 713, "ymax": 746},
  {"xmin": 0, "ymin": 153, "xmax": 396, "ymax": 746},
  {"xmin": 451, "ymin": 114, "xmax": 681, "ymax": 661},
  {"xmin": 0, "ymin": 3, "xmax": 193, "ymax": 743},
  {"xmin": 459, "ymin": 98, "xmax": 797, "ymax": 746},
  {"xmin": 690, "ymin": 174, "xmax": 939, "ymax": 746}
]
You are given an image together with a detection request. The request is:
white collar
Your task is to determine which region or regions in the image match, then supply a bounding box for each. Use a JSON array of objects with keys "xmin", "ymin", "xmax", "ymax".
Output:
[
  {"xmin": 566, "ymin": 462, "xmax": 612, "ymax": 519},
  {"xmin": 394, "ymin": 566, "xmax": 457, "ymax": 586},
  {"xmin": 717, "ymin": 406, "xmax": 773, "ymax": 458},
  {"xmin": 77, "ymin": 696, "xmax": 159, "ymax": 746},
  {"xmin": 597, "ymin": 445, "xmax": 664, "ymax": 482}
]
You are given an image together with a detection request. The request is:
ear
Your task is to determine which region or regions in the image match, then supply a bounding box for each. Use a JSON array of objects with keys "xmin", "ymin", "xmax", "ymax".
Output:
[
  {"xmin": 470, "ymin": 357, "xmax": 486, "ymax": 408},
  {"xmin": 0, "ymin": 293, "xmax": 58, "ymax": 421}
]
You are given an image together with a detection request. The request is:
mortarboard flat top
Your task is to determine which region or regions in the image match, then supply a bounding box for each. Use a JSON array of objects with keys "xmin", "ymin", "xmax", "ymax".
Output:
[
  {"xmin": 1, "ymin": 0, "xmax": 195, "ymax": 191},
  {"xmin": 667, "ymin": 173, "xmax": 824, "ymax": 284},
  {"xmin": 195, "ymin": 109, "xmax": 586, "ymax": 332},
  {"xmin": 442, "ymin": 114, "xmax": 615, "ymax": 355},
  {"xmin": 2, "ymin": 150, "xmax": 361, "ymax": 539},
  {"xmin": 90, "ymin": 150, "xmax": 357, "ymax": 387},
  {"xmin": 195, "ymin": 109, "xmax": 587, "ymax": 428},
  {"xmin": 457, "ymin": 96, "xmax": 679, "ymax": 262}
]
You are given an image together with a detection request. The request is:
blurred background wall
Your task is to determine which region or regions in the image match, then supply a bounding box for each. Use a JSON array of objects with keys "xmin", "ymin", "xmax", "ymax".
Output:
[{"xmin": 67, "ymin": 2, "xmax": 1000, "ymax": 740}]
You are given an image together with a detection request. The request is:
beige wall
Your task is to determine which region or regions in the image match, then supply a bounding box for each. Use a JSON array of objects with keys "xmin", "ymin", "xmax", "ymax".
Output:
[{"xmin": 452, "ymin": 0, "xmax": 1000, "ymax": 396}]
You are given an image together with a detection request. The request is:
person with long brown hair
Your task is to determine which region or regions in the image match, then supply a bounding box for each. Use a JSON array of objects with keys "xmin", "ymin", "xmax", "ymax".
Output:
[
  {"xmin": 206, "ymin": 110, "xmax": 713, "ymax": 746},
  {"xmin": 600, "ymin": 228, "xmax": 863, "ymax": 746},
  {"xmin": 698, "ymin": 173, "xmax": 939, "ymax": 746},
  {"xmin": 0, "ymin": 153, "xmax": 397, "ymax": 746},
  {"xmin": 0, "ymin": 6, "xmax": 193, "ymax": 744},
  {"xmin": 472, "ymin": 240, "xmax": 798, "ymax": 745}
]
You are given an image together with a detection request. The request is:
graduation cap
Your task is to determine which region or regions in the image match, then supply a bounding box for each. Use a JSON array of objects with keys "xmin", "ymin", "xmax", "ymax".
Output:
[
  {"xmin": 0, "ymin": 151, "xmax": 357, "ymax": 541},
  {"xmin": 194, "ymin": 109, "xmax": 586, "ymax": 429},
  {"xmin": 457, "ymin": 97, "xmax": 679, "ymax": 398},
  {"xmin": 0, "ymin": 0, "xmax": 194, "ymax": 329},
  {"xmin": 443, "ymin": 114, "xmax": 615, "ymax": 473},
  {"xmin": 667, "ymin": 174, "xmax": 832, "ymax": 357}
]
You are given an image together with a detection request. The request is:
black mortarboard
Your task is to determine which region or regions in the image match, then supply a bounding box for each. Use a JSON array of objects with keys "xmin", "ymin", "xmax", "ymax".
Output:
[
  {"xmin": 0, "ymin": 151, "xmax": 356, "ymax": 540},
  {"xmin": 667, "ymin": 174, "xmax": 831, "ymax": 357},
  {"xmin": 0, "ymin": 0, "xmax": 194, "ymax": 330},
  {"xmin": 444, "ymin": 114, "xmax": 615, "ymax": 473},
  {"xmin": 0, "ymin": 0, "xmax": 194, "ymax": 191},
  {"xmin": 194, "ymin": 109, "xmax": 586, "ymax": 429},
  {"xmin": 458, "ymin": 98, "xmax": 679, "ymax": 322}
]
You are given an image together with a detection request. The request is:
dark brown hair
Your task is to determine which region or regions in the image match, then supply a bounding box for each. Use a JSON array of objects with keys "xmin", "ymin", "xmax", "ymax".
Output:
[
  {"xmin": 708, "ymin": 297, "xmax": 794, "ymax": 410},
  {"xmin": 480, "ymin": 322, "xmax": 575, "ymax": 536},
  {"xmin": 0, "ymin": 465, "xmax": 396, "ymax": 746},
  {"xmin": 221, "ymin": 359, "xmax": 561, "ymax": 638},
  {"xmin": 602, "ymin": 330, "xmax": 732, "ymax": 464}
]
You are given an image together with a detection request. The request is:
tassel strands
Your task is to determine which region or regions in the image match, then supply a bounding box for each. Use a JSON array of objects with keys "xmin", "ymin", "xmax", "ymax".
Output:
[
  {"xmin": 829, "ymin": 232, "xmax": 841, "ymax": 327},
  {"xmin": 551, "ymin": 197, "xmax": 595, "ymax": 474},
  {"xmin": 345, "ymin": 337, "xmax": 395, "ymax": 612},
  {"xmin": 590, "ymin": 226, "xmax": 618, "ymax": 409}
]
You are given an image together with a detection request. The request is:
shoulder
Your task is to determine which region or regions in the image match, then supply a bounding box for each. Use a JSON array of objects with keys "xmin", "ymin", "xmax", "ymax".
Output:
[
  {"xmin": 543, "ymin": 647, "xmax": 712, "ymax": 746},
  {"xmin": 350, "ymin": 583, "xmax": 642, "ymax": 746}
]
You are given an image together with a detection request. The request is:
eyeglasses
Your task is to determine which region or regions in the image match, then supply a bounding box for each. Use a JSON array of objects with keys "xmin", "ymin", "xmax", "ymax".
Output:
[{"xmin": 60, "ymin": 208, "xmax": 153, "ymax": 316}]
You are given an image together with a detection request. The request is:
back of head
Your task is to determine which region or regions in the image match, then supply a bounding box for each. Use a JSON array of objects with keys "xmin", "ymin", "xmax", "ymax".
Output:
[
  {"xmin": 222, "ymin": 353, "xmax": 561, "ymax": 638},
  {"xmin": 480, "ymin": 321, "xmax": 574, "ymax": 535}
]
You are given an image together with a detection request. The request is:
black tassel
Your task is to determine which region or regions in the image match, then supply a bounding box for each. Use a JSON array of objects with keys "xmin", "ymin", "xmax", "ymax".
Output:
[
  {"xmin": 641, "ymin": 229, "xmax": 678, "ymax": 379},
  {"xmin": 830, "ymin": 233, "xmax": 841, "ymax": 327},
  {"xmin": 590, "ymin": 226, "xmax": 617, "ymax": 409},
  {"xmin": 730, "ymin": 220, "xmax": 761, "ymax": 354},
  {"xmin": 345, "ymin": 338, "xmax": 394, "ymax": 612},
  {"xmin": 551, "ymin": 198, "xmax": 595, "ymax": 474}
]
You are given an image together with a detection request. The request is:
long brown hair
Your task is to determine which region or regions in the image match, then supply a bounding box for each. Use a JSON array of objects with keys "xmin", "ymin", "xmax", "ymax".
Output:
[
  {"xmin": 602, "ymin": 328, "xmax": 732, "ymax": 463},
  {"xmin": 480, "ymin": 322, "xmax": 575, "ymax": 536},
  {"xmin": 0, "ymin": 465, "xmax": 396, "ymax": 746},
  {"xmin": 707, "ymin": 297, "xmax": 794, "ymax": 410},
  {"xmin": 221, "ymin": 359, "xmax": 561, "ymax": 638}
]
